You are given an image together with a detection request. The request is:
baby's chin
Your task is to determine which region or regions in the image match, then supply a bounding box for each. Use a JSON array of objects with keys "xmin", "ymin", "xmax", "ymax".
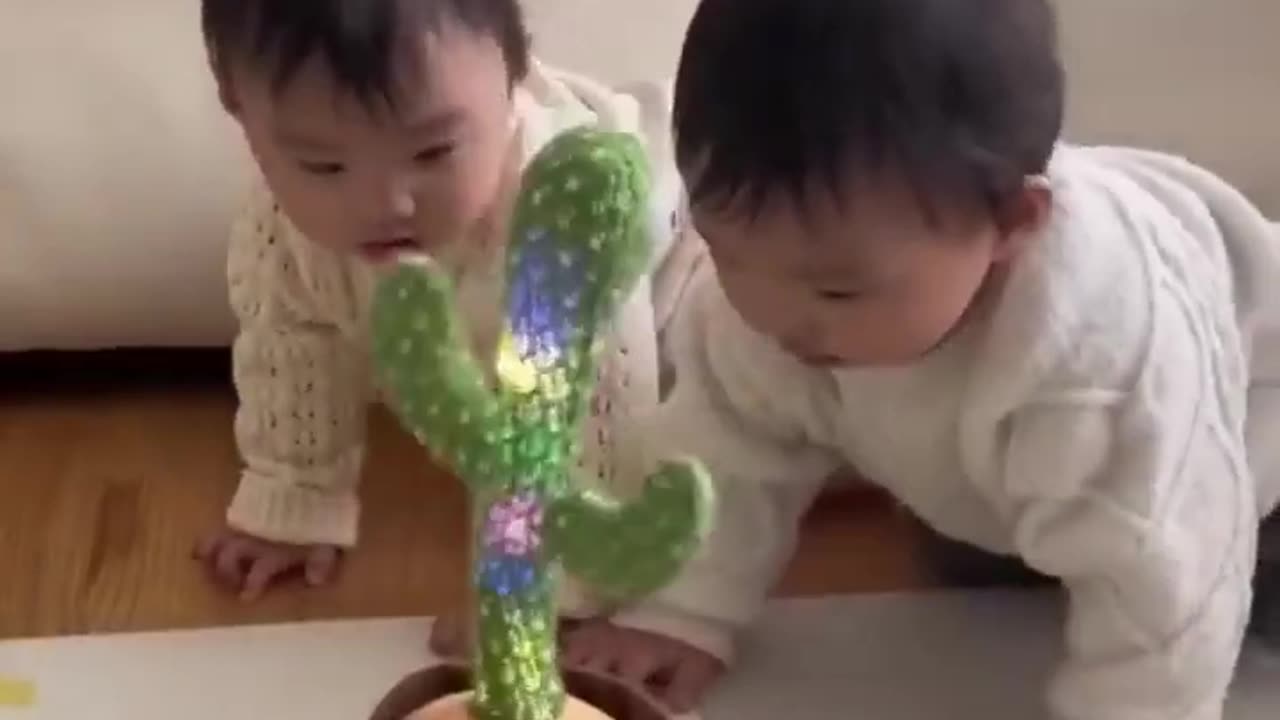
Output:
[
  {"xmin": 782, "ymin": 343, "xmax": 861, "ymax": 368},
  {"xmin": 792, "ymin": 351, "xmax": 850, "ymax": 368},
  {"xmin": 785, "ymin": 341, "xmax": 948, "ymax": 370}
]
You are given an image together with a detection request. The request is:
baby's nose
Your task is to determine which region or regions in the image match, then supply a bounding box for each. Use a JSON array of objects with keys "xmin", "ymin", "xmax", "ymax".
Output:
[{"xmin": 385, "ymin": 182, "xmax": 416, "ymax": 219}]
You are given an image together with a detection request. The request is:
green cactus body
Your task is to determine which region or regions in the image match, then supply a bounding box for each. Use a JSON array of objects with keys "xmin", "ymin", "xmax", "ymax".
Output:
[{"xmin": 373, "ymin": 127, "xmax": 713, "ymax": 720}]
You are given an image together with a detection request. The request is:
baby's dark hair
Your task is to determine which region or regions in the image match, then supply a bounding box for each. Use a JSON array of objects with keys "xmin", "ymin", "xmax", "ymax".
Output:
[
  {"xmin": 673, "ymin": 0, "xmax": 1064, "ymax": 218},
  {"xmin": 202, "ymin": 0, "xmax": 530, "ymax": 107}
]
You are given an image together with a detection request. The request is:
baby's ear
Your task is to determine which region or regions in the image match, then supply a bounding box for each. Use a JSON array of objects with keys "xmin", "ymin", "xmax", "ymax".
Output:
[
  {"xmin": 992, "ymin": 175, "xmax": 1052, "ymax": 261},
  {"xmin": 205, "ymin": 43, "xmax": 240, "ymax": 115}
]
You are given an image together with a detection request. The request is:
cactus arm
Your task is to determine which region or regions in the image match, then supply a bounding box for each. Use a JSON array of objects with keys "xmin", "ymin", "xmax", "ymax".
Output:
[
  {"xmin": 546, "ymin": 458, "xmax": 714, "ymax": 600},
  {"xmin": 497, "ymin": 129, "xmax": 653, "ymax": 421},
  {"xmin": 371, "ymin": 257, "xmax": 506, "ymax": 490}
]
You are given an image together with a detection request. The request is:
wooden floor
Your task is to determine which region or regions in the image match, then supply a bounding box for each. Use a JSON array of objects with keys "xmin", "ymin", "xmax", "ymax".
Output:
[{"xmin": 0, "ymin": 350, "xmax": 926, "ymax": 640}]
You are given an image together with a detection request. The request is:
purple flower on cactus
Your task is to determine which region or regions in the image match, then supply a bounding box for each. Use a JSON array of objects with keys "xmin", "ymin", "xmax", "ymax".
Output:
[
  {"xmin": 484, "ymin": 492, "xmax": 544, "ymax": 557},
  {"xmin": 479, "ymin": 493, "xmax": 544, "ymax": 596}
]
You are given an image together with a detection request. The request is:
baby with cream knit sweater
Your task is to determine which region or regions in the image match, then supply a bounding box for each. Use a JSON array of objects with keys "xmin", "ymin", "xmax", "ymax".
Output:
[
  {"xmin": 562, "ymin": 1, "xmax": 1280, "ymax": 718},
  {"xmin": 192, "ymin": 1, "xmax": 698, "ymax": 608}
]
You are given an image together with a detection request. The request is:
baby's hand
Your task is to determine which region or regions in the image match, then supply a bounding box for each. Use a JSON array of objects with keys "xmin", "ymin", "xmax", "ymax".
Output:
[
  {"xmin": 428, "ymin": 610, "xmax": 472, "ymax": 658},
  {"xmin": 562, "ymin": 619, "xmax": 725, "ymax": 713},
  {"xmin": 193, "ymin": 527, "xmax": 341, "ymax": 601}
]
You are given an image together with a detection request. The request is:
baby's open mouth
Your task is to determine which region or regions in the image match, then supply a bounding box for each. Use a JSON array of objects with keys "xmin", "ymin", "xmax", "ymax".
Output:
[{"xmin": 360, "ymin": 237, "xmax": 421, "ymax": 262}]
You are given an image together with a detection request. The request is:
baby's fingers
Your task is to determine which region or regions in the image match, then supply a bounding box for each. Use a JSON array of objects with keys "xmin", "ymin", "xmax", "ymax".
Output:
[
  {"xmin": 240, "ymin": 551, "xmax": 295, "ymax": 602},
  {"xmin": 616, "ymin": 649, "xmax": 664, "ymax": 690},
  {"xmin": 304, "ymin": 546, "xmax": 340, "ymax": 587},
  {"xmin": 429, "ymin": 613, "xmax": 471, "ymax": 659},
  {"xmin": 561, "ymin": 627, "xmax": 609, "ymax": 671},
  {"xmin": 211, "ymin": 540, "xmax": 250, "ymax": 591},
  {"xmin": 661, "ymin": 656, "xmax": 723, "ymax": 714}
]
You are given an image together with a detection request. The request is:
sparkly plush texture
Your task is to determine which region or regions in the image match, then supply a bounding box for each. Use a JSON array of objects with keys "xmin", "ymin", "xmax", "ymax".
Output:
[{"xmin": 373, "ymin": 127, "xmax": 713, "ymax": 720}]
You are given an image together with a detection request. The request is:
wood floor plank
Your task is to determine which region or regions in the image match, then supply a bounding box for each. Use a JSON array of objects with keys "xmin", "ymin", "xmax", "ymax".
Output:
[{"xmin": 0, "ymin": 350, "xmax": 924, "ymax": 640}]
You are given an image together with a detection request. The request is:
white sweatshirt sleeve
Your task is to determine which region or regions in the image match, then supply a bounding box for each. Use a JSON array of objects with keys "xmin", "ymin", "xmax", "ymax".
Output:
[
  {"xmin": 976, "ymin": 349, "xmax": 1253, "ymax": 719},
  {"xmin": 611, "ymin": 276, "xmax": 842, "ymax": 661},
  {"xmin": 224, "ymin": 189, "xmax": 371, "ymax": 548}
]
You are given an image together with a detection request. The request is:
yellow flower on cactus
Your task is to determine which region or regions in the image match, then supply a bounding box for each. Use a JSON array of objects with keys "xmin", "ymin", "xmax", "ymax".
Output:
[
  {"xmin": 496, "ymin": 325, "xmax": 571, "ymax": 401},
  {"xmin": 496, "ymin": 328, "xmax": 539, "ymax": 394}
]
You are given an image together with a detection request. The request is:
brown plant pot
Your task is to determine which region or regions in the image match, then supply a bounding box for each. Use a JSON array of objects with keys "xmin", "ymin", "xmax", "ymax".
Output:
[{"xmin": 370, "ymin": 661, "xmax": 672, "ymax": 720}]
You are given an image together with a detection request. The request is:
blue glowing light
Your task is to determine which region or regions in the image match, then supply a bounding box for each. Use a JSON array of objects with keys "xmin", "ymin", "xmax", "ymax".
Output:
[
  {"xmin": 506, "ymin": 228, "xmax": 581, "ymax": 367},
  {"xmin": 479, "ymin": 553, "xmax": 539, "ymax": 597}
]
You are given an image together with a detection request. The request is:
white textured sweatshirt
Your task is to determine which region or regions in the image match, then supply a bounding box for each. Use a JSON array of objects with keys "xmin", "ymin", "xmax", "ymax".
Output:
[
  {"xmin": 615, "ymin": 145, "xmax": 1280, "ymax": 720},
  {"xmin": 222, "ymin": 61, "xmax": 700, "ymax": 560}
]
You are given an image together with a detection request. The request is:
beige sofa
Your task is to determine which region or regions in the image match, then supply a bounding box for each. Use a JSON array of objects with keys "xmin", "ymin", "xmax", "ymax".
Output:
[{"xmin": 2, "ymin": 0, "xmax": 1277, "ymax": 351}]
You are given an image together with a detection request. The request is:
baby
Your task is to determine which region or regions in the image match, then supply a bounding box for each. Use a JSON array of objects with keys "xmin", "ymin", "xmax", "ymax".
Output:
[
  {"xmin": 563, "ymin": 0, "xmax": 1280, "ymax": 718},
  {"xmin": 192, "ymin": 0, "xmax": 699, "ymax": 612}
]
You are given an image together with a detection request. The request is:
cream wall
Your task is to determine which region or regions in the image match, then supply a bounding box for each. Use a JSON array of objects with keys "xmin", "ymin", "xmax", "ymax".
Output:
[
  {"xmin": 1058, "ymin": 0, "xmax": 1280, "ymax": 213},
  {"xmin": 526, "ymin": 0, "xmax": 694, "ymax": 85}
]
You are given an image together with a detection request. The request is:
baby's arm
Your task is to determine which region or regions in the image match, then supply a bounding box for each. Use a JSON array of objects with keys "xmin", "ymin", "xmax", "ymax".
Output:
[
  {"xmin": 555, "ymin": 275, "xmax": 663, "ymax": 619},
  {"xmin": 985, "ymin": 370, "xmax": 1253, "ymax": 719},
  {"xmin": 566, "ymin": 276, "xmax": 840, "ymax": 705},
  {"xmin": 545, "ymin": 72, "xmax": 708, "ymax": 619},
  {"xmin": 199, "ymin": 188, "xmax": 371, "ymax": 597}
]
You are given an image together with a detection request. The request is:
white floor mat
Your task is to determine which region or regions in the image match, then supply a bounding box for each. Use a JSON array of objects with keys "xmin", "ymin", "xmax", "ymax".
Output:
[{"xmin": 2, "ymin": 590, "xmax": 1277, "ymax": 719}]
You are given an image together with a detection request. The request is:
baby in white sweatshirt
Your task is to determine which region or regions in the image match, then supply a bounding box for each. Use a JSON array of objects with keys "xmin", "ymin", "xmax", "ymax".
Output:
[
  {"xmin": 561, "ymin": 0, "xmax": 1280, "ymax": 718},
  {"xmin": 191, "ymin": 0, "xmax": 698, "ymax": 607}
]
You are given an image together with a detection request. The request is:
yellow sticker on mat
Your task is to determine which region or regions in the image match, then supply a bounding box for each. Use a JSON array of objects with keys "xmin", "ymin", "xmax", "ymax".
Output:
[{"xmin": 0, "ymin": 676, "xmax": 35, "ymax": 707}]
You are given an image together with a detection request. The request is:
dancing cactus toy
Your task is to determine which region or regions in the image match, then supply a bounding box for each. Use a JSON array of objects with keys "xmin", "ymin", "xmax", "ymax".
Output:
[{"xmin": 371, "ymin": 127, "xmax": 713, "ymax": 720}]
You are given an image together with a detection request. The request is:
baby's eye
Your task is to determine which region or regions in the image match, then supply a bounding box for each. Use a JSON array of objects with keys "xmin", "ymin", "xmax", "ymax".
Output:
[
  {"xmin": 414, "ymin": 143, "xmax": 457, "ymax": 165},
  {"xmin": 817, "ymin": 289, "xmax": 861, "ymax": 302},
  {"xmin": 298, "ymin": 160, "xmax": 346, "ymax": 176}
]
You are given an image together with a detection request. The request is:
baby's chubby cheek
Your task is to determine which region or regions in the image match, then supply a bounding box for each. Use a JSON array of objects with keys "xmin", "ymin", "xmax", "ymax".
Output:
[
  {"xmin": 268, "ymin": 185, "xmax": 358, "ymax": 253},
  {"xmin": 244, "ymin": 156, "xmax": 361, "ymax": 255},
  {"xmin": 417, "ymin": 142, "xmax": 518, "ymax": 257}
]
